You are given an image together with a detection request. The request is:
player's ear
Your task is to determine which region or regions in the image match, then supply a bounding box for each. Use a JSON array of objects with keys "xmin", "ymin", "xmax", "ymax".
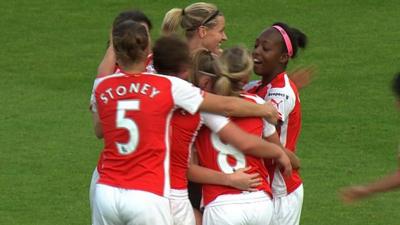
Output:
[
  {"xmin": 198, "ymin": 76, "xmax": 211, "ymax": 91},
  {"xmin": 198, "ymin": 26, "xmax": 208, "ymax": 39},
  {"xmin": 279, "ymin": 53, "xmax": 289, "ymax": 65}
]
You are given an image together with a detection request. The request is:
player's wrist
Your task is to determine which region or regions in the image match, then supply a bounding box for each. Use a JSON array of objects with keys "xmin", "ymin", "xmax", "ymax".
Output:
[{"xmin": 224, "ymin": 173, "xmax": 234, "ymax": 187}]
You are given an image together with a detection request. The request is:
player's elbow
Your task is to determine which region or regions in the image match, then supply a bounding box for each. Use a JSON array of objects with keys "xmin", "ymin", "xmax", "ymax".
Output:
[{"xmin": 94, "ymin": 126, "xmax": 103, "ymax": 139}]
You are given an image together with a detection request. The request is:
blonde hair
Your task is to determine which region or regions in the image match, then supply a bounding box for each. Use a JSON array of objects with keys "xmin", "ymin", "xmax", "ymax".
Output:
[
  {"xmin": 190, "ymin": 48, "xmax": 221, "ymax": 87},
  {"xmin": 214, "ymin": 46, "xmax": 253, "ymax": 96},
  {"xmin": 161, "ymin": 2, "xmax": 222, "ymax": 39}
]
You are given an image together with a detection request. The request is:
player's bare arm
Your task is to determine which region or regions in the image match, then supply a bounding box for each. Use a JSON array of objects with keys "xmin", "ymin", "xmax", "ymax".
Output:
[
  {"xmin": 97, "ymin": 30, "xmax": 117, "ymax": 77},
  {"xmin": 188, "ymin": 164, "xmax": 261, "ymax": 192},
  {"xmin": 266, "ymin": 132, "xmax": 301, "ymax": 170},
  {"xmin": 199, "ymin": 92, "xmax": 280, "ymax": 125},
  {"xmin": 288, "ymin": 65, "xmax": 316, "ymax": 90},
  {"xmin": 92, "ymin": 111, "xmax": 103, "ymax": 139},
  {"xmin": 341, "ymin": 171, "xmax": 400, "ymax": 203},
  {"xmin": 217, "ymin": 122, "xmax": 292, "ymax": 176}
]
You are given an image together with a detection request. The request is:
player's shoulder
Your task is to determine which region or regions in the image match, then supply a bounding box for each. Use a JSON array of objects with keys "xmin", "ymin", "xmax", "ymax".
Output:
[
  {"xmin": 93, "ymin": 72, "xmax": 125, "ymax": 90},
  {"xmin": 268, "ymin": 74, "xmax": 296, "ymax": 99}
]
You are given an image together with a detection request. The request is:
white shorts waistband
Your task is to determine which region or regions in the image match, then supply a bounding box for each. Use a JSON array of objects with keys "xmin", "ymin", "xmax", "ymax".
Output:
[
  {"xmin": 169, "ymin": 189, "xmax": 189, "ymax": 200},
  {"xmin": 207, "ymin": 191, "xmax": 271, "ymax": 207}
]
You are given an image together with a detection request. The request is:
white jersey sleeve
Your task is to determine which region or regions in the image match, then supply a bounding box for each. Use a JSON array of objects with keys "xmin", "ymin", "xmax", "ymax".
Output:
[
  {"xmin": 169, "ymin": 76, "xmax": 204, "ymax": 115},
  {"xmin": 89, "ymin": 78, "xmax": 102, "ymax": 113},
  {"xmin": 200, "ymin": 112, "xmax": 230, "ymax": 133},
  {"xmin": 265, "ymin": 83, "xmax": 295, "ymax": 122},
  {"xmin": 263, "ymin": 119, "xmax": 276, "ymax": 137}
]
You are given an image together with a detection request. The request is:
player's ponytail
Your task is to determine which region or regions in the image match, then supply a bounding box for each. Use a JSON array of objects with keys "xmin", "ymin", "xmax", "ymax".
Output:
[
  {"xmin": 272, "ymin": 22, "xmax": 308, "ymax": 59},
  {"xmin": 162, "ymin": 2, "xmax": 221, "ymax": 39},
  {"xmin": 214, "ymin": 46, "xmax": 253, "ymax": 97},
  {"xmin": 113, "ymin": 20, "xmax": 149, "ymax": 67},
  {"xmin": 161, "ymin": 8, "xmax": 184, "ymax": 36}
]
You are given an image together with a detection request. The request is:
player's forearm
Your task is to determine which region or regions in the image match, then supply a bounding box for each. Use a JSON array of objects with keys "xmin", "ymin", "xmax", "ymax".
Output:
[
  {"xmin": 218, "ymin": 123, "xmax": 283, "ymax": 159},
  {"xmin": 244, "ymin": 136, "xmax": 285, "ymax": 159},
  {"xmin": 265, "ymin": 133, "xmax": 300, "ymax": 169},
  {"xmin": 223, "ymin": 97, "xmax": 271, "ymax": 118},
  {"xmin": 187, "ymin": 164, "xmax": 230, "ymax": 186},
  {"xmin": 97, "ymin": 46, "xmax": 116, "ymax": 76},
  {"xmin": 200, "ymin": 93, "xmax": 276, "ymax": 120},
  {"xmin": 92, "ymin": 112, "xmax": 103, "ymax": 139},
  {"xmin": 364, "ymin": 171, "xmax": 400, "ymax": 194},
  {"xmin": 284, "ymin": 149, "xmax": 300, "ymax": 170}
]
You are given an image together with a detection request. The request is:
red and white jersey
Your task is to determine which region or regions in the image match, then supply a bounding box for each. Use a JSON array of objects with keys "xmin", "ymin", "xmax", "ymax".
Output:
[
  {"xmin": 91, "ymin": 71, "xmax": 204, "ymax": 197},
  {"xmin": 195, "ymin": 93, "xmax": 273, "ymax": 206},
  {"xmin": 170, "ymin": 111, "xmax": 229, "ymax": 190},
  {"xmin": 244, "ymin": 72, "xmax": 302, "ymax": 196}
]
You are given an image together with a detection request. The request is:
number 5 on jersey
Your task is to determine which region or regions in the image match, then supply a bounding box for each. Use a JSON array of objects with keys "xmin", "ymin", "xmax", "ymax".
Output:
[{"xmin": 116, "ymin": 100, "xmax": 140, "ymax": 155}]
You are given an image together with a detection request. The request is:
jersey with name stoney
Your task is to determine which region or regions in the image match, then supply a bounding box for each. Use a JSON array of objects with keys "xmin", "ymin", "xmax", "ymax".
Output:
[
  {"xmin": 99, "ymin": 81, "xmax": 161, "ymax": 104},
  {"xmin": 92, "ymin": 72, "xmax": 204, "ymax": 197}
]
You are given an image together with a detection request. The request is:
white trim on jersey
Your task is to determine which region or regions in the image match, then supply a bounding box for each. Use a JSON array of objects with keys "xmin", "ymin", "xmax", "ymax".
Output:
[
  {"xmin": 200, "ymin": 112, "xmax": 230, "ymax": 133},
  {"xmin": 263, "ymin": 120, "xmax": 276, "ymax": 138},
  {"xmin": 279, "ymin": 120, "xmax": 289, "ymax": 147},
  {"xmin": 163, "ymin": 109, "xmax": 175, "ymax": 197},
  {"xmin": 271, "ymin": 168, "xmax": 288, "ymax": 197},
  {"xmin": 268, "ymin": 75, "xmax": 296, "ymax": 122},
  {"xmin": 187, "ymin": 115, "xmax": 204, "ymax": 167}
]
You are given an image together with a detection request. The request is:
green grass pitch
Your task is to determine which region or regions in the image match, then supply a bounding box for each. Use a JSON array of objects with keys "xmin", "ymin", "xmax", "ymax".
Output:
[{"xmin": 0, "ymin": 0, "xmax": 399, "ymax": 224}]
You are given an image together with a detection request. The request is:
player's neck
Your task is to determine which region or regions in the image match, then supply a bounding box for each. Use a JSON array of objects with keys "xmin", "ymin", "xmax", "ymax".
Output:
[
  {"xmin": 261, "ymin": 68, "xmax": 285, "ymax": 86},
  {"xmin": 188, "ymin": 38, "xmax": 203, "ymax": 53},
  {"xmin": 120, "ymin": 62, "xmax": 146, "ymax": 74}
]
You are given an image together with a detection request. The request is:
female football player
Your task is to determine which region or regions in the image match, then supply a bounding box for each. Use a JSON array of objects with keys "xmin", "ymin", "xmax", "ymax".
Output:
[{"xmin": 244, "ymin": 22, "xmax": 308, "ymax": 225}]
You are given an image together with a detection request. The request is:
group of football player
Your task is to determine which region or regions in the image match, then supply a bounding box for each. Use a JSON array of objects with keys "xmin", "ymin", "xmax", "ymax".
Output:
[{"xmin": 87, "ymin": 2, "xmax": 400, "ymax": 225}]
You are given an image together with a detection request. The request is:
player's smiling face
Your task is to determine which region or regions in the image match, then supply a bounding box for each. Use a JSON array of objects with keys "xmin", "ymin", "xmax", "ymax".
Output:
[
  {"xmin": 201, "ymin": 16, "xmax": 227, "ymax": 56},
  {"xmin": 252, "ymin": 28, "xmax": 285, "ymax": 77}
]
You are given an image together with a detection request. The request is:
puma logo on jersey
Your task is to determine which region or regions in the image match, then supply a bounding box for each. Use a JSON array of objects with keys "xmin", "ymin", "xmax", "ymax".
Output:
[
  {"xmin": 270, "ymin": 99, "xmax": 284, "ymax": 108},
  {"xmin": 100, "ymin": 82, "xmax": 161, "ymax": 104}
]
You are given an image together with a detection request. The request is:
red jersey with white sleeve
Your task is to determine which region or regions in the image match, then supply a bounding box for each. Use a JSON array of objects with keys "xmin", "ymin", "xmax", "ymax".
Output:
[
  {"xmin": 91, "ymin": 71, "xmax": 204, "ymax": 197},
  {"xmin": 170, "ymin": 111, "xmax": 229, "ymax": 190},
  {"xmin": 194, "ymin": 93, "xmax": 273, "ymax": 206},
  {"xmin": 244, "ymin": 72, "xmax": 302, "ymax": 197}
]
